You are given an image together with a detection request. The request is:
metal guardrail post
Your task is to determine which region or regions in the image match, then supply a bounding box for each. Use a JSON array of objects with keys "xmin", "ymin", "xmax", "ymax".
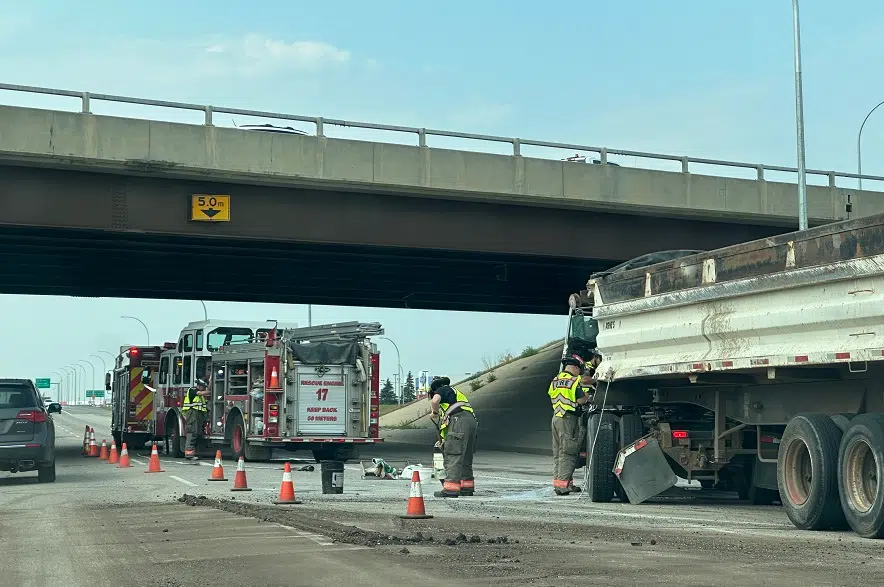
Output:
[
  {"xmin": 599, "ymin": 148, "xmax": 608, "ymax": 165},
  {"xmin": 418, "ymin": 128, "xmax": 427, "ymax": 148},
  {"xmin": 81, "ymin": 92, "xmax": 90, "ymax": 114},
  {"xmin": 315, "ymin": 117, "xmax": 324, "ymax": 137},
  {"xmin": 756, "ymin": 165, "xmax": 765, "ymax": 181},
  {"xmin": 681, "ymin": 157, "xmax": 689, "ymax": 173},
  {"xmin": 512, "ymin": 138, "xmax": 521, "ymax": 157},
  {"xmin": 204, "ymin": 105, "xmax": 213, "ymax": 127}
]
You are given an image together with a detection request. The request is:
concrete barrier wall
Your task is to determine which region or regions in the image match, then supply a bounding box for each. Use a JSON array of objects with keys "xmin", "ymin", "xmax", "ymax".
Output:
[{"xmin": 1, "ymin": 105, "xmax": 882, "ymax": 224}]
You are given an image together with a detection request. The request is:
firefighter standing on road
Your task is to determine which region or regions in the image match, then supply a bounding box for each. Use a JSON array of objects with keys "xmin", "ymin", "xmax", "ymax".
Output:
[
  {"xmin": 182, "ymin": 377, "xmax": 210, "ymax": 460},
  {"xmin": 430, "ymin": 376, "xmax": 478, "ymax": 498},
  {"xmin": 549, "ymin": 354, "xmax": 594, "ymax": 495}
]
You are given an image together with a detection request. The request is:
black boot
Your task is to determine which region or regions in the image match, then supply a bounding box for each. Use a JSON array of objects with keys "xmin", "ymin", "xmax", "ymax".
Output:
[{"xmin": 434, "ymin": 490, "xmax": 459, "ymax": 498}]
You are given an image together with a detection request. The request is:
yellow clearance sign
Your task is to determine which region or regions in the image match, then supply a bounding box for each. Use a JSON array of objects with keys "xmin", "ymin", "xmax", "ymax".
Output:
[{"xmin": 190, "ymin": 194, "xmax": 230, "ymax": 222}]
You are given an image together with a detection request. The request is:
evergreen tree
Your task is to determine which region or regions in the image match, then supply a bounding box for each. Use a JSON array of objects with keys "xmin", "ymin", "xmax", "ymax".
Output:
[
  {"xmin": 380, "ymin": 378, "xmax": 397, "ymax": 405},
  {"xmin": 403, "ymin": 371, "xmax": 417, "ymax": 403}
]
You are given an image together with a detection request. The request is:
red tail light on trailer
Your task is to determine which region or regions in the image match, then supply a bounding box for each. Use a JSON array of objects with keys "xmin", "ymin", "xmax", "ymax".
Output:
[{"xmin": 672, "ymin": 430, "xmax": 689, "ymax": 439}]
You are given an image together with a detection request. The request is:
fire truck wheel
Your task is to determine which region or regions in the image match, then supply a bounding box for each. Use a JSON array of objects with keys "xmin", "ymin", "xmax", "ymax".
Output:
[
  {"xmin": 166, "ymin": 415, "xmax": 184, "ymax": 458},
  {"xmin": 230, "ymin": 414, "xmax": 270, "ymax": 462}
]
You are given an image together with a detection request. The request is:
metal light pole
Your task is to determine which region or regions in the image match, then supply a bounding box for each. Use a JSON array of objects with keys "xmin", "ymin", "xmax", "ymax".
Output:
[
  {"xmin": 73, "ymin": 363, "xmax": 88, "ymax": 404},
  {"xmin": 308, "ymin": 305, "xmax": 312, "ymax": 327},
  {"xmin": 378, "ymin": 336, "xmax": 403, "ymax": 404},
  {"xmin": 792, "ymin": 0, "xmax": 808, "ymax": 230},
  {"xmin": 857, "ymin": 100, "xmax": 884, "ymax": 191},
  {"xmin": 65, "ymin": 365, "xmax": 80, "ymax": 404},
  {"xmin": 98, "ymin": 350, "xmax": 119, "ymax": 369},
  {"xmin": 89, "ymin": 355, "xmax": 108, "ymax": 406},
  {"xmin": 200, "ymin": 300, "xmax": 208, "ymax": 320},
  {"xmin": 77, "ymin": 359, "xmax": 95, "ymax": 403},
  {"xmin": 121, "ymin": 315, "xmax": 150, "ymax": 345},
  {"xmin": 53, "ymin": 370, "xmax": 65, "ymax": 404}
]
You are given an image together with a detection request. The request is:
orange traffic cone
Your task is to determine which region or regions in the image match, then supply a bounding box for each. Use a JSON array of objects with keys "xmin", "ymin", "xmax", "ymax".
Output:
[
  {"xmin": 207, "ymin": 450, "xmax": 227, "ymax": 481},
  {"xmin": 145, "ymin": 443, "xmax": 165, "ymax": 473},
  {"xmin": 98, "ymin": 439, "xmax": 109, "ymax": 461},
  {"xmin": 108, "ymin": 440, "xmax": 119, "ymax": 464},
  {"xmin": 87, "ymin": 428, "xmax": 99, "ymax": 457},
  {"xmin": 231, "ymin": 457, "xmax": 252, "ymax": 492},
  {"xmin": 81, "ymin": 426, "xmax": 89, "ymax": 455},
  {"xmin": 272, "ymin": 462, "xmax": 302, "ymax": 504},
  {"xmin": 117, "ymin": 443, "xmax": 132, "ymax": 468},
  {"xmin": 400, "ymin": 470, "xmax": 433, "ymax": 519},
  {"xmin": 270, "ymin": 366, "xmax": 279, "ymax": 388}
]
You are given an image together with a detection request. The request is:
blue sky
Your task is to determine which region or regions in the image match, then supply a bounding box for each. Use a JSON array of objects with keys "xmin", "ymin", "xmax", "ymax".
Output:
[{"xmin": 1, "ymin": 1, "xmax": 882, "ymax": 396}]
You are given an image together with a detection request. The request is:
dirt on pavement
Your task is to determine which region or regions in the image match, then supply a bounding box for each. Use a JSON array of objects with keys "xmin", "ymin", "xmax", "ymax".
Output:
[{"xmin": 176, "ymin": 494, "xmax": 884, "ymax": 586}]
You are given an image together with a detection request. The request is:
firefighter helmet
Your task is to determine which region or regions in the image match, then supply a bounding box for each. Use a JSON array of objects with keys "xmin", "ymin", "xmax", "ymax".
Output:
[
  {"xmin": 561, "ymin": 354, "xmax": 586, "ymax": 372},
  {"xmin": 195, "ymin": 377, "xmax": 208, "ymax": 388}
]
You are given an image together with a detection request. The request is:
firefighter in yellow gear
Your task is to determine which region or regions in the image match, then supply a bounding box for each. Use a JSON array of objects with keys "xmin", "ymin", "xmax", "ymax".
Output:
[
  {"xmin": 430, "ymin": 376, "xmax": 477, "ymax": 498},
  {"xmin": 549, "ymin": 353, "xmax": 594, "ymax": 495},
  {"xmin": 182, "ymin": 377, "xmax": 210, "ymax": 460}
]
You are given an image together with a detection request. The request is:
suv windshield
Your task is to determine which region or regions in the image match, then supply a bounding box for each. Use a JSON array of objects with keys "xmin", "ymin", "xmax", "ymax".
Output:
[{"xmin": 0, "ymin": 384, "xmax": 39, "ymax": 409}]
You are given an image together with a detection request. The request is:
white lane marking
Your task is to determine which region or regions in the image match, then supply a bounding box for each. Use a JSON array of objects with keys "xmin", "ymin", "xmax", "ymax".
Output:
[
  {"xmin": 169, "ymin": 475, "xmax": 198, "ymax": 487},
  {"xmin": 274, "ymin": 523, "xmax": 337, "ymax": 546}
]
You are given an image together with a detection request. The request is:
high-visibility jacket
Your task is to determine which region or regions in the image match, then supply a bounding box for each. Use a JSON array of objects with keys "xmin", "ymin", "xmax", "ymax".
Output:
[
  {"xmin": 439, "ymin": 387, "xmax": 473, "ymax": 439},
  {"xmin": 548, "ymin": 371, "xmax": 582, "ymax": 417},
  {"xmin": 182, "ymin": 387, "xmax": 208, "ymax": 412}
]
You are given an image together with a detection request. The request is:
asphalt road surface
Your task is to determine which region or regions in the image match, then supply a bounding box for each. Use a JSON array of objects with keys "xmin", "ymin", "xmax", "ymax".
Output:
[{"xmin": 4, "ymin": 406, "xmax": 884, "ymax": 586}]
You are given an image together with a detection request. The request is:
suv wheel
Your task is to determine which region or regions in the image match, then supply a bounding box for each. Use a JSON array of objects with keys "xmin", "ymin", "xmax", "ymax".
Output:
[{"xmin": 37, "ymin": 460, "xmax": 56, "ymax": 483}]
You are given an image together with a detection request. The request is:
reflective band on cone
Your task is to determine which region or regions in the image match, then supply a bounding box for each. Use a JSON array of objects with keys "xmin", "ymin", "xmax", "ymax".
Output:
[
  {"xmin": 145, "ymin": 443, "xmax": 165, "ymax": 473},
  {"xmin": 98, "ymin": 440, "xmax": 109, "ymax": 461},
  {"xmin": 117, "ymin": 443, "xmax": 132, "ymax": 468},
  {"xmin": 108, "ymin": 440, "xmax": 119, "ymax": 465},
  {"xmin": 231, "ymin": 457, "xmax": 252, "ymax": 492},
  {"xmin": 207, "ymin": 450, "xmax": 227, "ymax": 481},
  {"xmin": 272, "ymin": 462, "xmax": 303, "ymax": 504},
  {"xmin": 400, "ymin": 470, "xmax": 433, "ymax": 519},
  {"xmin": 87, "ymin": 428, "xmax": 99, "ymax": 457}
]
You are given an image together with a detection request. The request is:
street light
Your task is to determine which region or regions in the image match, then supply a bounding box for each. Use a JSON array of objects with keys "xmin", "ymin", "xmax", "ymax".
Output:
[
  {"xmin": 200, "ymin": 300, "xmax": 208, "ymax": 320},
  {"xmin": 97, "ymin": 350, "xmax": 119, "ymax": 369},
  {"xmin": 64, "ymin": 365, "xmax": 80, "ymax": 404},
  {"xmin": 73, "ymin": 363, "xmax": 88, "ymax": 404},
  {"xmin": 856, "ymin": 100, "xmax": 884, "ymax": 191},
  {"xmin": 52, "ymin": 370, "xmax": 65, "ymax": 404},
  {"xmin": 377, "ymin": 336, "xmax": 404, "ymax": 404},
  {"xmin": 89, "ymin": 355, "xmax": 108, "ymax": 406},
  {"xmin": 792, "ymin": 0, "xmax": 808, "ymax": 230},
  {"xmin": 78, "ymin": 360, "xmax": 96, "ymax": 398},
  {"xmin": 121, "ymin": 315, "xmax": 150, "ymax": 345}
]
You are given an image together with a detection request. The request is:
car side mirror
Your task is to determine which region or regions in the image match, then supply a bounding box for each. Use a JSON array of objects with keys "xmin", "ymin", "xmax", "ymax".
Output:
[{"xmin": 47, "ymin": 403, "xmax": 61, "ymax": 414}]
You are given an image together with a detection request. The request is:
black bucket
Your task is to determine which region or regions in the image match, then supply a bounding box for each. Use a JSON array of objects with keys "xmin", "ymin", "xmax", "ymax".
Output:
[{"xmin": 320, "ymin": 460, "xmax": 345, "ymax": 494}]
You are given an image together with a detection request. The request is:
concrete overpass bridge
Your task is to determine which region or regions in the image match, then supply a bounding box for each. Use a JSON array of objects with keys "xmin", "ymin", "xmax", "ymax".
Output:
[{"xmin": 1, "ymin": 82, "xmax": 883, "ymax": 313}]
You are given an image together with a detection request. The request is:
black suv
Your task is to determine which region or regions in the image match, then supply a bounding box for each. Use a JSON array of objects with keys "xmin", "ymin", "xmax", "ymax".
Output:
[{"xmin": 0, "ymin": 379, "xmax": 56, "ymax": 482}]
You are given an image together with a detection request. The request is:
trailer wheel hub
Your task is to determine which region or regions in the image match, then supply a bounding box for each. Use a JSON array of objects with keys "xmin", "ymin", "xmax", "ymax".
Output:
[
  {"xmin": 783, "ymin": 438, "xmax": 812, "ymax": 506},
  {"xmin": 843, "ymin": 438, "xmax": 878, "ymax": 513}
]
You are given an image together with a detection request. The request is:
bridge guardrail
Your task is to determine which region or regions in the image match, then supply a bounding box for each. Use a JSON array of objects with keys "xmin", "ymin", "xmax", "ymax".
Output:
[{"xmin": 0, "ymin": 82, "xmax": 880, "ymax": 189}]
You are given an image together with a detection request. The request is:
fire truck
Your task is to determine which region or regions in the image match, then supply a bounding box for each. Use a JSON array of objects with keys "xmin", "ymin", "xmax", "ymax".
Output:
[
  {"xmin": 157, "ymin": 321, "xmax": 384, "ymax": 462},
  {"xmin": 106, "ymin": 345, "xmax": 164, "ymax": 450}
]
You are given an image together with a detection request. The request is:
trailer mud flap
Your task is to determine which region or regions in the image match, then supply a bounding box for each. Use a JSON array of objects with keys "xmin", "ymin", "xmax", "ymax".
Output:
[{"xmin": 613, "ymin": 437, "xmax": 677, "ymax": 504}]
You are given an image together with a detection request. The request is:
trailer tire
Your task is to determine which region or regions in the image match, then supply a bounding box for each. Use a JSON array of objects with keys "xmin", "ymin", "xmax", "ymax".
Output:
[
  {"xmin": 615, "ymin": 413, "xmax": 644, "ymax": 502},
  {"xmin": 587, "ymin": 413, "xmax": 617, "ymax": 503},
  {"xmin": 837, "ymin": 413, "xmax": 884, "ymax": 538},
  {"xmin": 831, "ymin": 413, "xmax": 855, "ymax": 434},
  {"xmin": 778, "ymin": 413, "xmax": 847, "ymax": 530},
  {"xmin": 230, "ymin": 414, "xmax": 271, "ymax": 462}
]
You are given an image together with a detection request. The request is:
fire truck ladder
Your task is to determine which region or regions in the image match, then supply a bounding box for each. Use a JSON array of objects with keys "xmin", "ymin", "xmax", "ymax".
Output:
[{"xmin": 281, "ymin": 321, "xmax": 384, "ymax": 342}]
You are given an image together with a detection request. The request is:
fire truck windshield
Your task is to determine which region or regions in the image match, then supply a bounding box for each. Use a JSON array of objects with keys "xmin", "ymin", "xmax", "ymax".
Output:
[{"xmin": 206, "ymin": 327, "xmax": 255, "ymax": 351}]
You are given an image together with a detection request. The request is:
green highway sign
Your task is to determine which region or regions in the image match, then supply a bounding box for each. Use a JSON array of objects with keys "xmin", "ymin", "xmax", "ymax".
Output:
[
  {"xmin": 85, "ymin": 390, "xmax": 92, "ymax": 398},
  {"xmin": 86, "ymin": 390, "xmax": 105, "ymax": 398},
  {"xmin": 35, "ymin": 378, "xmax": 51, "ymax": 389}
]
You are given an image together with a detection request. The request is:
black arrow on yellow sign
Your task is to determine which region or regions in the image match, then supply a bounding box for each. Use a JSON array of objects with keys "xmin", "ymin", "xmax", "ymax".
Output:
[{"xmin": 202, "ymin": 208, "xmax": 220, "ymax": 218}]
